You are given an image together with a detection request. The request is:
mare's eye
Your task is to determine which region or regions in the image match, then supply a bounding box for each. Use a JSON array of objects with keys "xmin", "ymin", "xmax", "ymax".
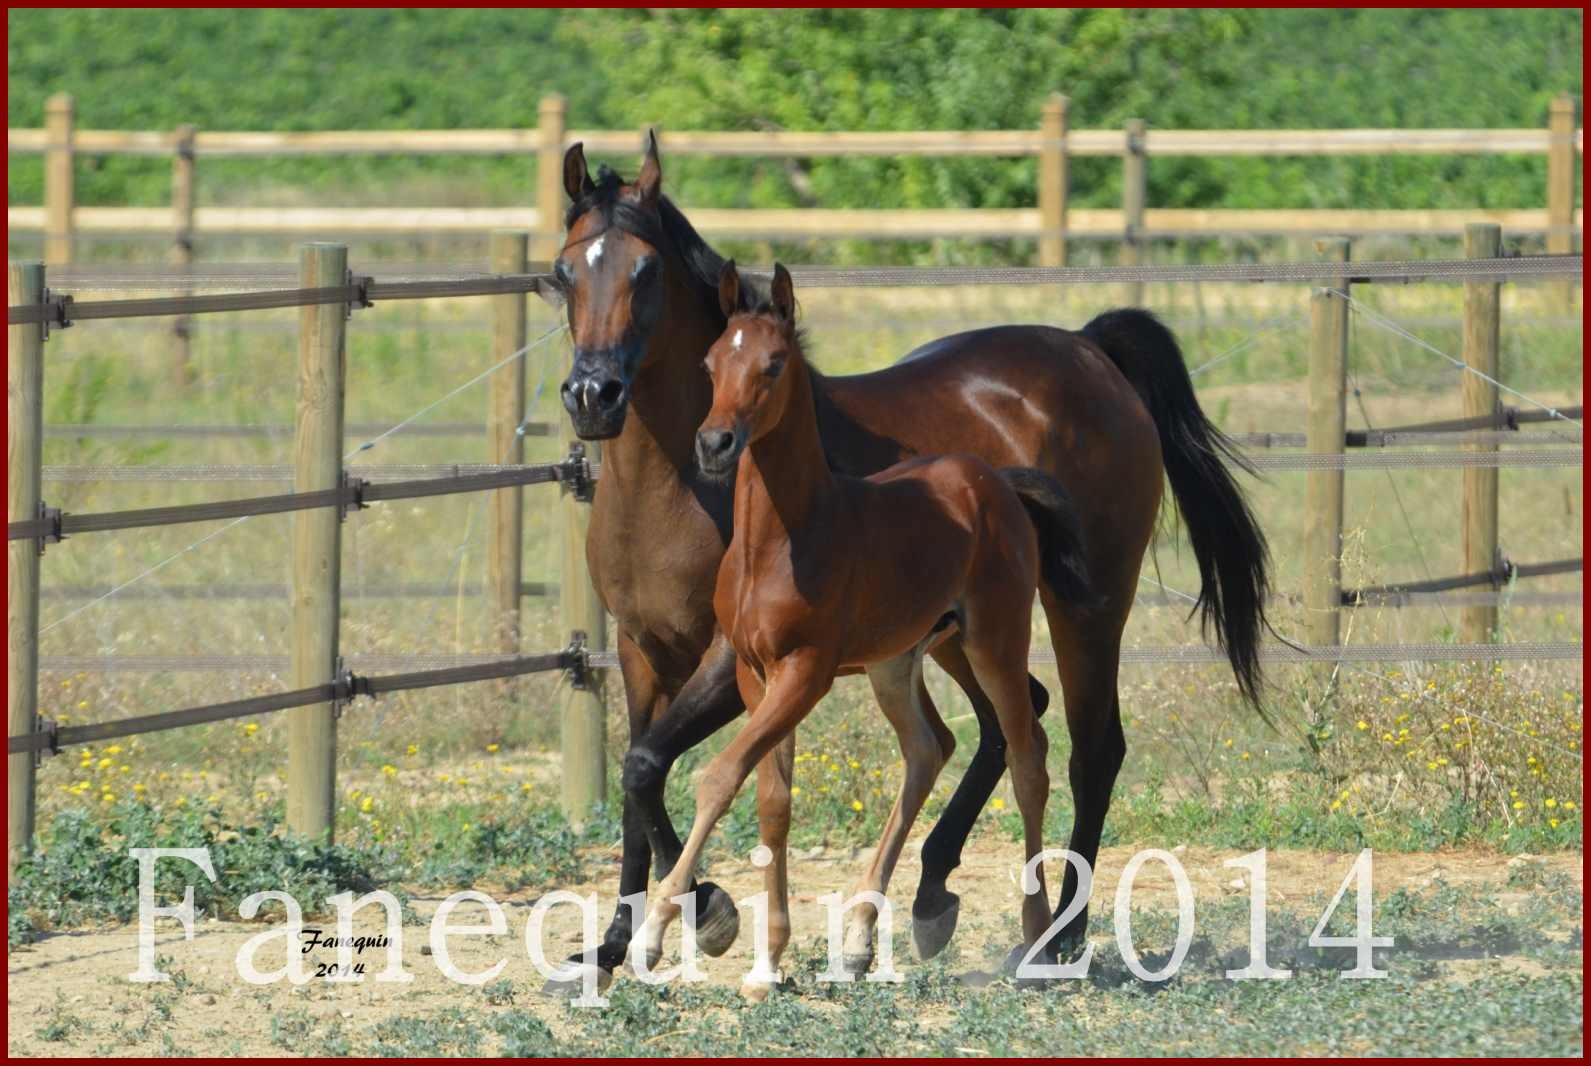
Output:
[
  {"xmin": 631, "ymin": 255, "xmax": 658, "ymax": 284},
  {"xmin": 764, "ymin": 358, "xmax": 785, "ymax": 380},
  {"xmin": 553, "ymin": 259, "xmax": 575, "ymax": 287}
]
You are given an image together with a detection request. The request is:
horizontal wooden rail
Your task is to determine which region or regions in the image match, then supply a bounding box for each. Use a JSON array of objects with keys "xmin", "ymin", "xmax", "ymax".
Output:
[
  {"xmin": 8, "ymin": 125, "xmax": 1584, "ymax": 158},
  {"xmin": 9, "ymin": 205, "xmax": 1583, "ymax": 240}
]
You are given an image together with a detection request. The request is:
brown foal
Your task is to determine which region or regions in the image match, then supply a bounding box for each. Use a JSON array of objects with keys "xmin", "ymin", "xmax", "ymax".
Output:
[{"xmin": 634, "ymin": 262, "xmax": 1093, "ymax": 998}]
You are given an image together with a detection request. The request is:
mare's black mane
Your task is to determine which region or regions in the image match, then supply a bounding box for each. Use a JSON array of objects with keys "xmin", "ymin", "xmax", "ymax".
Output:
[{"xmin": 565, "ymin": 165, "xmax": 727, "ymax": 328}]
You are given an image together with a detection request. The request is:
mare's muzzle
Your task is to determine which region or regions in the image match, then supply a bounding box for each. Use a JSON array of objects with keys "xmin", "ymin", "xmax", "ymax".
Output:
[{"xmin": 561, "ymin": 346, "xmax": 638, "ymax": 440}]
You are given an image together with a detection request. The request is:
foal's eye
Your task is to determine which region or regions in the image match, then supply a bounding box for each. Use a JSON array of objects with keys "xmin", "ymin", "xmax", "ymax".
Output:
[
  {"xmin": 631, "ymin": 255, "xmax": 658, "ymax": 284},
  {"xmin": 763, "ymin": 358, "xmax": 785, "ymax": 380},
  {"xmin": 553, "ymin": 259, "xmax": 575, "ymax": 288}
]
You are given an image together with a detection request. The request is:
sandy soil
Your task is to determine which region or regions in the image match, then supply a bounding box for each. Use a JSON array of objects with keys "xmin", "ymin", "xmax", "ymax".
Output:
[{"xmin": 7, "ymin": 841, "xmax": 1581, "ymax": 1057}]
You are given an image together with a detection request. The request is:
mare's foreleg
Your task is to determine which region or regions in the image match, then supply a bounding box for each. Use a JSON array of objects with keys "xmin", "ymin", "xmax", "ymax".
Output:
[
  {"xmin": 545, "ymin": 633, "xmax": 662, "ymax": 996},
  {"xmin": 620, "ymin": 634, "xmax": 747, "ymax": 959}
]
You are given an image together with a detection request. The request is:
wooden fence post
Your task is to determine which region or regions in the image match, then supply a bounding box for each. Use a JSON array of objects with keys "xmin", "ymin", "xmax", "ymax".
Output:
[
  {"xmin": 535, "ymin": 94, "xmax": 567, "ymax": 265},
  {"xmin": 1461, "ymin": 222, "xmax": 1502, "ymax": 643},
  {"xmin": 44, "ymin": 94, "xmax": 74, "ymax": 265},
  {"xmin": 8, "ymin": 262, "xmax": 45, "ymax": 876},
  {"xmin": 487, "ymin": 230, "xmax": 528, "ymax": 658},
  {"xmin": 287, "ymin": 243, "xmax": 347, "ymax": 842},
  {"xmin": 171, "ymin": 124, "xmax": 197, "ymax": 385},
  {"xmin": 1546, "ymin": 94, "xmax": 1579, "ymax": 312},
  {"xmin": 1038, "ymin": 94, "xmax": 1070, "ymax": 268},
  {"xmin": 1305, "ymin": 237, "xmax": 1350, "ymax": 652},
  {"xmin": 560, "ymin": 435, "xmax": 608, "ymax": 825},
  {"xmin": 1122, "ymin": 118, "xmax": 1147, "ymax": 305}
]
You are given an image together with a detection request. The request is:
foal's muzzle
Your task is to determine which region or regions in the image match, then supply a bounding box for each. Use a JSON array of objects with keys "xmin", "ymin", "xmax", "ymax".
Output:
[{"xmin": 694, "ymin": 426, "xmax": 744, "ymax": 481}]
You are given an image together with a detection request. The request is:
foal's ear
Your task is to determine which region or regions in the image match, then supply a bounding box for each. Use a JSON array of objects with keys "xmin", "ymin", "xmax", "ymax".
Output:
[
  {"xmin": 717, "ymin": 259, "xmax": 742, "ymax": 319},
  {"xmin": 632, "ymin": 129, "xmax": 662, "ymax": 206},
  {"xmin": 563, "ymin": 143, "xmax": 594, "ymax": 202},
  {"xmin": 770, "ymin": 263, "xmax": 797, "ymax": 322}
]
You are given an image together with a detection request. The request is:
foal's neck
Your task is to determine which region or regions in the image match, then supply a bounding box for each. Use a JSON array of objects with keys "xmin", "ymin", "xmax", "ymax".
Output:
[{"xmin": 736, "ymin": 354, "xmax": 835, "ymax": 543}]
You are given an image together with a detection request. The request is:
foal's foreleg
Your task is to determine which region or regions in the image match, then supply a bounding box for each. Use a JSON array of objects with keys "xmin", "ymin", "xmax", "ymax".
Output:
[
  {"xmin": 636, "ymin": 651, "xmax": 834, "ymax": 970},
  {"xmin": 842, "ymin": 649, "xmax": 948, "ymax": 976},
  {"xmin": 744, "ymin": 732, "xmax": 795, "ymax": 1001}
]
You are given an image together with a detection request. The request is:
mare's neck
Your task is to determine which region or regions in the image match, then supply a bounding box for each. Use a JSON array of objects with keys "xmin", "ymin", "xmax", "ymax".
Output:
[{"xmin": 734, "ymin": 360, "xmax": 836, "ymax": 545}]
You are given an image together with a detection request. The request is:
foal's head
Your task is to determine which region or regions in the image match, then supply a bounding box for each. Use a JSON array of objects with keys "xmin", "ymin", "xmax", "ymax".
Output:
[
  {"xmin": 695, "ymin": 261, "xmax": 805, "ymax": 481},
  {"xmin": 554, "ymin": 133, "xmax": 726, "ymax": 440}
]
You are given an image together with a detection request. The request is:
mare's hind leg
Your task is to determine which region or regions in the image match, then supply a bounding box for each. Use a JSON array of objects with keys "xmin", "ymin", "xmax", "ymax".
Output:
[
  {"xmin": 841, "ymin": 648, "xmax": 951, "ymax": 976},
  {"xmin": 913, "ymin": 637, "xmax": 1050, "ymax": 960},
  {"xmin": 1041, "ymin": 589, "xmax": 1128, "ymax": 963}
]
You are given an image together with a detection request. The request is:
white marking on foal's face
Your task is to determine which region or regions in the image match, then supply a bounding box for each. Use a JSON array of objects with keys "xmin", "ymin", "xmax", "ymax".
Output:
[
  {"xmin": 731, "ymin": 329, "xmax": 743, "ymax": 350},
  {"xmin": 585, "ymin": 236, "xmax": 605, "ymax": 268}
]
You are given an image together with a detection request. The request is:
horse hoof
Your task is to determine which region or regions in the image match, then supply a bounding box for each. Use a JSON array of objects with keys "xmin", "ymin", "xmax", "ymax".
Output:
[
  {"xmin": 692, "ymin": 881, "xmax": 741, "ymax": 957},
  {"xmin": 911, "ymin": 891, "xmax": 960, "ymax": 960},
  {"xmin": 540, "ymin": 960, "xmax": 614, "ymax": 999},
  {"xmin": 1002, "ymin": 941, "xmax": 1070, "ymax": 989},
  {"xmin": 740, "ymin": 979, "xmax": 775, "ymax": 1003},
  {"xmin": 842, "ymin": 950, "xmax": 875, "ymax": 977}
]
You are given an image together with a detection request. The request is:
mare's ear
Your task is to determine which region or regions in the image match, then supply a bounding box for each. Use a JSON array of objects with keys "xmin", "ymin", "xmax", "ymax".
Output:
[
  {"xmin": 563, "ymin": 143, "xmax": 594, "ymax": 202},
  {"xmin": 632, "ymin": 129, "xmax": 662, "ymax": 206},
  {"xmin": 770, "ymin": 263, "xmax": 797, "ymax": 322},
  {"xmin": 717, "ymin": 259, "xmax": 742, "ymax": 319}
]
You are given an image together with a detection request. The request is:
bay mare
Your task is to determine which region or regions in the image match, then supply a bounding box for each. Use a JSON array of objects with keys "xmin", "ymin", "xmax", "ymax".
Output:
[{"xmin": 546, "ymin": 134, "xmax": 1270, "ymax": 990}]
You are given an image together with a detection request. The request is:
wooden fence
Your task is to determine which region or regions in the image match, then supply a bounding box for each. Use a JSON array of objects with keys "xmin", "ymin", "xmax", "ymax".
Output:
[
  {"xmin": 8, "ymin": 93, "xmax": 1584, "ymax": 264},
  {"xmin": 6, "ymin": 243, "xmax": 1583, "ymax": 876}
]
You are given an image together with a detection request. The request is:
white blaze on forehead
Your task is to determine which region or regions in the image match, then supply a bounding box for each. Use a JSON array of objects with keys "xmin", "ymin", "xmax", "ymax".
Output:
[
  {"xmin": 731, "ymin": 329, "xmax": 743, "ymax": 350},
  {"xmin": 585, "ymin": 236, "xmax": 605, "ymax": 267}
]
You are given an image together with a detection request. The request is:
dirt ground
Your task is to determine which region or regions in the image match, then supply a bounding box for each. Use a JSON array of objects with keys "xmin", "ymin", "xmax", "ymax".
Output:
[{"xmin": 7, "ymin": 841, "xmax": 1581, "ymax": 1057}]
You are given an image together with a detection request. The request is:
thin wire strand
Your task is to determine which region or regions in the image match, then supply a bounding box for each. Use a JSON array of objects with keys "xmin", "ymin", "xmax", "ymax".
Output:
[
  {"xmin": 348, "ymin": 322, "xmax": 564, "ymax": 459},
  {"xmin": 1350, "ymin": 377, "xmax": 1452, "ymax": 631},
  {"xmin": 41, "ymin": 323, "xmax": 567, "ymax": 636},
  {"xmin": 1187, "ymin": 315, "xmax": 1300, "ymax": 378},
  {"xmin": 1329, "ymin": 289, "xmax": 1584, "ymax": 434}
]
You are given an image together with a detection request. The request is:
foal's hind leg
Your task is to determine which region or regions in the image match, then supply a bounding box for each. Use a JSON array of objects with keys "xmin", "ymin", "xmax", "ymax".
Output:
[
  {"xmin": 841, "ymin": 649, "xmax": 950, "ymax": 977},
  {"xmin": 913, "ymin": 638, "xmax": 1050, "ymax": 959},
  {"xmin": 960, "ymin": 624, "xmax": 1053, "ymax": 950}
]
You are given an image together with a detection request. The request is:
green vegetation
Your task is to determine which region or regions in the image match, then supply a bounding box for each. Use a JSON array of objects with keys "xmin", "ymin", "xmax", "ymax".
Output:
[{"xmin": 7, "ymin": 10, "xmax": 1583, "ymax": 262}]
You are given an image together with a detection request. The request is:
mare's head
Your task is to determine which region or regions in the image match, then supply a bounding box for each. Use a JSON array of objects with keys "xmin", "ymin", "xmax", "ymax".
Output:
[
  {"xmin": 695, "ymin": 260, "xmax": 805, "ymax": 481},
  {"xmin": 553, "ymin": 133, "xmax": 725, "ymax": 440}
]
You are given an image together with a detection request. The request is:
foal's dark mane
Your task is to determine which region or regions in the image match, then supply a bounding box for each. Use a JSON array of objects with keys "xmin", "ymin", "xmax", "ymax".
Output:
[{"xmin": 566, "ymin": 165, "xmax": 728, "ymax": 328}]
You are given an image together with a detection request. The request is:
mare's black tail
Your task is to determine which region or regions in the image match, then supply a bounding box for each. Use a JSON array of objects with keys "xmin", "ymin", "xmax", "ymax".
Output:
[{"xmin": 1080, "ymin": 308, "xmax": 1272, "ymax": 707}]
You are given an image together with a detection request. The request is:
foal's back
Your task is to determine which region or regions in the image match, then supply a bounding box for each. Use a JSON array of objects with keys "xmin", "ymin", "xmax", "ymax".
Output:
[{"xmin": 767, "ymin": 453, "xmax": 1041, "ymax": 669}]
